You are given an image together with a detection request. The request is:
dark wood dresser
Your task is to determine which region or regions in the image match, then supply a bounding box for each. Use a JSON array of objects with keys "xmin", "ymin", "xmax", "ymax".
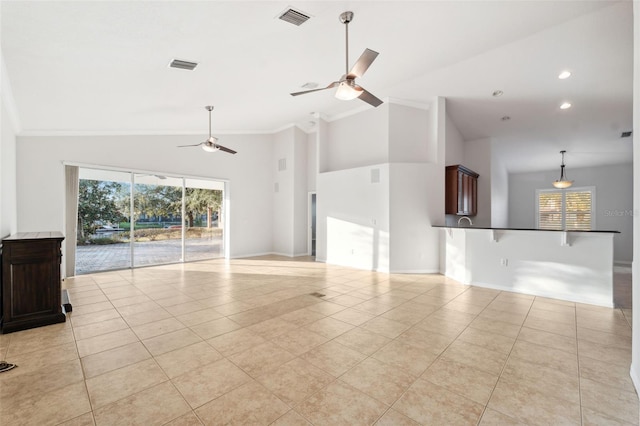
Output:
[{"xmin": 1, "ymin": 232, "xmax": 66, "ymax": 333}]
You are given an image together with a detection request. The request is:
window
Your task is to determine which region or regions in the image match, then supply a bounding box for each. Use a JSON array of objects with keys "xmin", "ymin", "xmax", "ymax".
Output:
[{"xmin": 536, "ymin": 187, "xmax": 595, "ymax": 231}]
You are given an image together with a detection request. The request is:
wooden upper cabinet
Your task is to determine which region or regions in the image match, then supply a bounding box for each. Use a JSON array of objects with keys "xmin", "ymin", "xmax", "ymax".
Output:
[{"xmin": 445, "ymin": 165, "xmax": 479, "ymax": 216}]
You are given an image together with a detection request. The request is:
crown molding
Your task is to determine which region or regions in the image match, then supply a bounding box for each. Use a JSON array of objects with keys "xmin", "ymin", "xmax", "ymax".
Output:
[{"xmin": 14, "ymin": 99, "xmax": 428, "ymax": 137}]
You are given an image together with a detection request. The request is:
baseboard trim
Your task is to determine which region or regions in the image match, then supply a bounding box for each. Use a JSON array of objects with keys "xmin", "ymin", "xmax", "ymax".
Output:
[
  {"xmin": 470, "ymin": 280, "xmax": 613, "ymax": 308},
  {"xmin": 231, "ymin": 252, "xmax": 317, "ymax": 260},
  {"xmin": 389, "ymin": 269, "xmax": 441, "ymax": 274},
  {"xmin": 630, "ymin": 364, "xmax": 640, "ymax": 396},
  {"xmin": 230, "ymin": 252, "xmax": 275, "ymax": 259}
]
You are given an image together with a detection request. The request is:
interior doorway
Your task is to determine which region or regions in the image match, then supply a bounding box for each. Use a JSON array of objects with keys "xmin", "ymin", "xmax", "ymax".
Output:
[{"xmin": 308, "ymin": 192, "xmax": 316, "ymax": 257}]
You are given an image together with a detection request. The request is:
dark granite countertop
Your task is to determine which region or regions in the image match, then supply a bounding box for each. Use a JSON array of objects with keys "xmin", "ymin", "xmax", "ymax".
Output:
[{"xmin": 432, "ymin": 225, "xmax": 619, "ymax": 233}]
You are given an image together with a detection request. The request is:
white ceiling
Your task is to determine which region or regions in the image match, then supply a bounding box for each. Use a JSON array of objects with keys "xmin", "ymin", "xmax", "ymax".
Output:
[{"xmin": 1, "ymin": 0, "xmax": 633, "ymax": 173}]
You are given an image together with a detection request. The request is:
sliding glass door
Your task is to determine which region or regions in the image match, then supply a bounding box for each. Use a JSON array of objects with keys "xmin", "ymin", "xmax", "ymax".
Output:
[
  {"xmin": 76, "ymin": 168, "xmax": 132, "ymax": 274},
  {"xmin": 184, "ymin": 179, "xmax": 225, "ymax": 262},
  {"xmin": 74, "ymin": 167, "xmax": 225, "ymax": 275},
  {"xmin": 133, "ymin": 175, "xmax": 184, "ymax": 267}
]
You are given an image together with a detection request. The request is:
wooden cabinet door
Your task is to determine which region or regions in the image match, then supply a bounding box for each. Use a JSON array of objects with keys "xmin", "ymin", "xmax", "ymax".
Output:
[
  {"xmin": 445, "ymin": 165, "xmax": 479, "ymax": 216},
  {"xmin": 1, "ymin": 233, "xmax": 65, "ymax": 333}
]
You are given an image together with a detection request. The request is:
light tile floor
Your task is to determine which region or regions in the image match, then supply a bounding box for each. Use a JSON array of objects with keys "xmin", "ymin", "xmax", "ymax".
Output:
[{"xmin": 0, "ymin": 255, "xmax": 637, "ymax": 425}]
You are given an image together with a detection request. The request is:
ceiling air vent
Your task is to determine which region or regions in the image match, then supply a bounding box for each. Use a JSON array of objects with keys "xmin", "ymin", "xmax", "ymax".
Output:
[
  {"xmin": 278, "ymin": 8, "xmax": 311, "ymax": 26},
  {"xmin": 621, "ymin": 130, "xmax": 633, "ymax": 138},
  {"xmin": 169, "ymin": 59, "xmax": 198, "ymax": 71}
]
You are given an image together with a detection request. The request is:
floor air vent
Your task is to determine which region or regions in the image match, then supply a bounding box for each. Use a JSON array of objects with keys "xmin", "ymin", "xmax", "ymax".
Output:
[{"xmin": 279, "ymin": 8, "xmax": 311, "ymax": 26}]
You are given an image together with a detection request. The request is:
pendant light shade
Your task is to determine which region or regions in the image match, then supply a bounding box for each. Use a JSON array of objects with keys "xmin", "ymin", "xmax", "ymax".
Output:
[{"xmin": 552, "ymin": 150, "xmax": 574, "ymax": 189}]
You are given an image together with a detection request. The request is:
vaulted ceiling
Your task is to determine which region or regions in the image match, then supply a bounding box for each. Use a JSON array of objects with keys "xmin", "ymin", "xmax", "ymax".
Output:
[{"xmin": 1, "ymin": 1, "xmax": 633, "ymax": 172}]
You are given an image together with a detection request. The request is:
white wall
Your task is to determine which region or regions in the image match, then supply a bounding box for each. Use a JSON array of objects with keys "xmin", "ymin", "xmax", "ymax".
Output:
[
  {"xmin": 389, "ymin": 163, "xmax": 442, "ymax": 273},
  {"xmin": 463, "ymin": 138, "xmax": 492, "ymax": 227},
  {"xmin": 490, "ymin": 143, "xmax": 509, "ymax": 228},
  {"xmin": 307, "ymin": 131, "xmax": 317, "ymax": 192},
  {"xmin": 509, "ymin": 164, "xmax": 633, "ymax": 263},
  {"xmin": 16, "ymin": 134, "xmax": 275, "ymax": 259},
  {"xmin": 316, "ymin": 164, "xmax": 390, "ymax": 271},
  {"xmin": 630, "ymin": 0, "xmax": 639, "ymax": 395},
  {"xmin": 292, "ymin": 127, "xmax": 308, "ymax": 255},
  {"xmin": 316, "ymin": 98, "xmax": 445, "ymax": 272},
  {"xmin": 0, "ymin": 99, "xmax": 17, "ymax": 238},
  {"xmin": 389, "ymin": 104, "xmax": 430, "ymax": 163},
  {"xmin": 272, "ymin": 128, "xmax": 294, "ymax": 256},
  {"xmin": 444, "ymin": 111, "xmax": 464, "ymax": 166},
  {"xmin": 1, "ymin": 52, "xmax": 18, "ymax": 238},
  {"xmin": 324, "ymin": 104, "xmax": 389, "ymax": 172}
]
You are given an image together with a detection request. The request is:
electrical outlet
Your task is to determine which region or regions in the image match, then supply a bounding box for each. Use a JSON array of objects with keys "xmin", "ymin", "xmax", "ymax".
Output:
[{"xmin": 500, "ymin": 258, "xmax": 508, "ymax": 267}]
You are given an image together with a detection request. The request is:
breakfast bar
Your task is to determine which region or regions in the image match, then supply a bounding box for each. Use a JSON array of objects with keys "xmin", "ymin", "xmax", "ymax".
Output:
[{"xmin": 434, "ymin": 225, "xmax": 620, "ymax": 307}]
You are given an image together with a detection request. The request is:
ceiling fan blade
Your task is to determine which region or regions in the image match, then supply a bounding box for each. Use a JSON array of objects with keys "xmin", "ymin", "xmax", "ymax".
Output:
[
  {"xmin": 359, "ymin": 89, "xmax": 383, "ymax": 107},
  {"xmin": 290, "ymin": 81, "xmax": 339, "ymax": 96},
  {"xmin": 347, "ymin": 48, "xmax": 379, "ymax": 79},
  {"xmin": 215, "ymin": 144, "xmax": 237, "ymax": 154},
  {"xmin": 177, "ymin": 143, "xmax": 203, "ymax": 148}
]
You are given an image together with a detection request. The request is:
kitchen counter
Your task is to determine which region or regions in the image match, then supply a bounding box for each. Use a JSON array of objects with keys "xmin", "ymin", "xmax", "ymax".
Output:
[
  {"xmin": 432, "ymin": 225, "xmax": 619, "ymax": 233},
  {"xmin": 438, "ymin": 226, "xmax": 616, "ymax": 307}
]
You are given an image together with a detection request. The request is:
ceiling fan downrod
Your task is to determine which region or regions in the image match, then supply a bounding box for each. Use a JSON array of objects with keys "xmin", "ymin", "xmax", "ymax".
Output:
[
  {"xmin": 206, "ymin": 105, "xmax": 214, "ymax": 139},
  {"xmin": 340, "ymin": 11, "xmax": 354, "ymax": 77}
]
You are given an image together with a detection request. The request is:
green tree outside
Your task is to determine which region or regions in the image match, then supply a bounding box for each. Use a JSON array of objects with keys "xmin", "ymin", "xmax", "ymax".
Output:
[{"xmin": 78, "ymin": 180, "xmax": 127, "ymax": 238}]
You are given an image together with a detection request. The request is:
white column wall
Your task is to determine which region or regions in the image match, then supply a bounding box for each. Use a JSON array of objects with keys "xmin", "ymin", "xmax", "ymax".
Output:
[
  {"xmin": 490, "ymin": 142, "xmax": 509, "ymax": 228},
  {"xmin": 317, "ymin": 98, "xmax": 444, "ymax": 272},
  {"xmin": 630, "ymin": 0, "xmax": 640, "ymax": 395},
  {"xmin": 1, "ymin": 53, "xmax": 18, "ymax": 238},
  {"xmin": 463, "ymin": 138, "xmax": 492, "ymax": 227},
  {"xmin": 316, "ymin": 164, "xmax": 390, "ymax": 272},
  {"xmin": 0, "ymin": 100, "xmax": 17, "ymax": 238},
  {"xmin": 389, "ymin": 163, "xmax": 442, "ymax": 273},
  {"xmin": 293, "ymin": 127, "xmax": 308, "ymax": 256},
  {"xmin": 272, "ymin": 128, "xmax": 295, "ymax": 256}
]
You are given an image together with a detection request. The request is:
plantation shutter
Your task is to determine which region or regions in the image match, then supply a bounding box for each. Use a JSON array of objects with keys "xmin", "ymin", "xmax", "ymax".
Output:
[
  {"xmin": 538, "ymin": 191, "xmax": 563, "ymax": 230},
  {"xmin": 536, "ymin": 187, "xmax": 594, "ymax": 231},
  {"xmin": 565, "ymin": 190, "xmax": 592, "ymax": 230}
]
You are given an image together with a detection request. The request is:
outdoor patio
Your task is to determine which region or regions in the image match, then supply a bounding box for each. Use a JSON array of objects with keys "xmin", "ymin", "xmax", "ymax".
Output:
[{"xmin": 75, "ymin": 238, "xmax": 223, "ymax": 274}]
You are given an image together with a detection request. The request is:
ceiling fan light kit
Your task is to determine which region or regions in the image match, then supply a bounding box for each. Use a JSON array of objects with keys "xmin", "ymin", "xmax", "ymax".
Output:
[
  {"xmin": 177, "ymin": 106, "xmax": 237, "ymax": 155},
  {"xmin": 552, "ymin": 150, "xmax": 574, "ymax": 189},
  {"xmin": 335, "ymin": 80, "xmax": 363, "ymax": 100},
  {"xmin": 290, "ymin": 11, "xmax": 382, "ymax": 107}
]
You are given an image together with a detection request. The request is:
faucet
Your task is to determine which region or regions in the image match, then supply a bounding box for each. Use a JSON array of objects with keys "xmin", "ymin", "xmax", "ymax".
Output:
[{"xmin": 457, "ymin": 216, "xmax": 473, "ymax": 227}]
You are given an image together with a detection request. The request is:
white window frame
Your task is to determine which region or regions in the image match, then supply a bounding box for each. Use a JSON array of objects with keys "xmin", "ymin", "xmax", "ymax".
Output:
[{"xmin": 535, "ymin": 186, "xmax": 596, "ymax": 230}]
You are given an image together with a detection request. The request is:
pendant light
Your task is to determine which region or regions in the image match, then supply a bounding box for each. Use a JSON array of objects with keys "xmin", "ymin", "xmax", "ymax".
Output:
[{"xmin": 552, "ymin": 150, "xmax": 574, "ymax": 189}]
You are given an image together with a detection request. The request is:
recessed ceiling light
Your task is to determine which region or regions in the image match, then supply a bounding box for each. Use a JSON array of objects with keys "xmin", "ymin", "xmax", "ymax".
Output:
[
  {"xmin": 558, "ymin": 71, "xmax": 572, "ymax": 79},
  {"xmin": 492, "ymin": 90, "xmax": 503, "ymax": 97},
  {"xmin": 501, "ymin": 116, "xmax": 511, "ymax": 121},
  {"xmin": 560, "ymin": 102, "xmax": 572, "ymax": 110}
]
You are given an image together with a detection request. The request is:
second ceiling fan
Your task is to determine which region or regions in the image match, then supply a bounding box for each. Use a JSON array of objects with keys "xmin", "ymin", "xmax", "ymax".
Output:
[
  {"xmin": 291, "ymin": 11, "xmax": 383, "ymax": 107},
  {"xmin": 178, "ymin": 106, "xmax": 237, "ymax": 154}
]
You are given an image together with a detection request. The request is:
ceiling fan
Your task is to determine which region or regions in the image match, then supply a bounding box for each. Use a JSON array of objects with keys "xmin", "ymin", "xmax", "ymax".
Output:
[
  {"xmin": 290, "ymin": 11, "xmax": 383, "ymax": 107},
  {"xmin": 178, "ymin": 106, "xmax": 237, "ymax": 154}
]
